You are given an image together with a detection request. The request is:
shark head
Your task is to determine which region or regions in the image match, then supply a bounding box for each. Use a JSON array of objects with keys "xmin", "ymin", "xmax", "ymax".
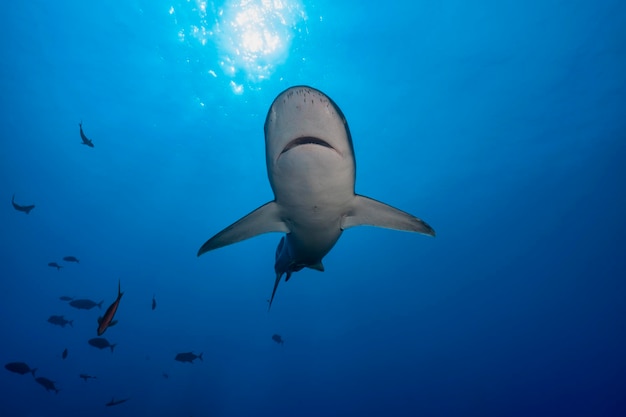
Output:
[{"xmin": 264, "ymin": 86, "xmax": 356, "ymax": 201}]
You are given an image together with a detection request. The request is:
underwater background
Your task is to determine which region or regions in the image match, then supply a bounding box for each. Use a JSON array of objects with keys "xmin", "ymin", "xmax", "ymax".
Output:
[{"xmin": 1, "ymin": 1, "xmax": 625, "ymax": 416}]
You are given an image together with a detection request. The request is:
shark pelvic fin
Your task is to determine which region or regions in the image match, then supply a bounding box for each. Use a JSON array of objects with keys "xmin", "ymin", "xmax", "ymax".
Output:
[{"xmin": 307, "ymin": 262, "xmax": 325, "ymax": 272}]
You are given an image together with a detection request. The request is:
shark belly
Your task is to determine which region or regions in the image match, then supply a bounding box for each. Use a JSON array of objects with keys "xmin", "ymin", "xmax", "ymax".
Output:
[{"xmin": 272, "ymin": 142, "xmax": 354, "ymax": 264}]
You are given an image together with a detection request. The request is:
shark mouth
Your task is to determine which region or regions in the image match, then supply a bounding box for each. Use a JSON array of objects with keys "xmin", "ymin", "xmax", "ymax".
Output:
[{"xmin": 280, "ymin": 136, "xmax": 335, "ymax": 155}]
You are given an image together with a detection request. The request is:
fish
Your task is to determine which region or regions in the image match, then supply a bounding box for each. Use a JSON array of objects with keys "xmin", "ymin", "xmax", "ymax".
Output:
[
  {"xmin": 48, "ymin": 262, "xmax": 63, "ymax": 270},
  {"xmin": 88, "ymin": 337, "xmax": 116, "ymax": 352},
  {"xmin": 79, "ymin": 374, "xmax": 97, "ymax": 382},
  {"xmin": 106, "ymin": 397, "xmax": 129, "ymax": 407},
  {"xmin": 59, "ymin": 296, "xmax": 73, "ymax": 301},
  {"xmin": 48, "ymin": 315, "xmax": 73, "ymax": 328},
  {"xmin": 11, "ymin": 194, "xmax": 35, "ymax": 214},
  {"xmin": 4, "ymin": 362, "xmax": 36, "ymax": 376},
  {"xmin": 97, "ymin": 280, "xmax": 123, "ymax": 336},
  {"xmin": 69, "ymin": 299, "xmax": 103, "ymax": 310},
  {"xmin": 35, "ymin": 377, "xmax": 60, "ymax": 393},
  {"xmin": 152, "ymin": 294, "xmax": 157, "ymax": 310},
  {"xmin": 97, "ymin": 316, "xmax": 118, "ymax": 329},
  {"xmin": 197, "ymin": 86, "xmax": 435, "ymax": 309},
  {"xmin": 63, "ymin": 255, "xmax": 80, "ymax": 263},
  {"xmin": 79, "ymin": 121, "xmax": 94, "ymax": 147},
  {"xmin": 62, "ymin": 348, "xmax": 68, "ymax": 359},
  {"xmin": 271, "ymin": 334, "xmax": 284, "ymax": 345},
  {"xmin": 174, "ymin": 352, "xmax": 203, "ymax": 363},
  {"xmin": 162, "ymin": 372, "xmax": 169, "ymax": 379}
]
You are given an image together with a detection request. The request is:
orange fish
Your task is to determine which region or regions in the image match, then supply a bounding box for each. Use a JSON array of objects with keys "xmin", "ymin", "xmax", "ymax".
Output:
[{"xmin": 97, "ymin": 280, "xmax": 123, "ymax": 336}]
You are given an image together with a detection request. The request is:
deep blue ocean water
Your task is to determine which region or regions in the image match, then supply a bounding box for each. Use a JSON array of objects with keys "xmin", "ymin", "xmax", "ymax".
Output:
[{"xmin": 1, "ymin": 1, "xmax": 625, "ymax": 416}]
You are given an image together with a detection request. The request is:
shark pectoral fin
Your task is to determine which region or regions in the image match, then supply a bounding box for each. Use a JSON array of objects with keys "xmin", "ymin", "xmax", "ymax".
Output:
[
  {"xmin": 198, "ymin": 201, "xmax": 290, "ymax": 256},
  {"xmin": 307, "ymin": 262, "xmax": 325, "ymax": 272},
  {"xmin": 341, "ymin": 195, "xmax": 435, "ymax": 236}
]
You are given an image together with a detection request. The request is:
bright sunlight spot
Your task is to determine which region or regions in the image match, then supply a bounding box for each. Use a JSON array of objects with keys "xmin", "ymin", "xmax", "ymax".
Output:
[{"xmin": 171, "ymin": 0, "xmax": 306, "ymax": 88}]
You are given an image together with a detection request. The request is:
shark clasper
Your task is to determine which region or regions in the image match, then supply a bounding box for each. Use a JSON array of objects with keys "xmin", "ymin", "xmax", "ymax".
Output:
[{"xmin": 198, "ymin": 86, "xmax": 435, "ymax": 309}]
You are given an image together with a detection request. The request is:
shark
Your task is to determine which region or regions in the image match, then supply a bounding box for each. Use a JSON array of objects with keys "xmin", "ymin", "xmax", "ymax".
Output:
[
  {"xmin": 197, "ymin": 86, "xmax": 435, "ymax": 309},
  {"xmin": 11, "ymin": 194, "xmax": 35, "ymax": 214},
  {"xmin": 79, "ymin": 121, "xmax": 94, "ymax": 147}
]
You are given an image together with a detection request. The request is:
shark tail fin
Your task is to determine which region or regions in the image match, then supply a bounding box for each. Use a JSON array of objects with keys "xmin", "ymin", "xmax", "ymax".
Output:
[
  {"xmin": 31, "ymin": 368, "xmax": 37, "ymax": 377},
  {"xmin": 199, "ymin": 352, "xmax": 203, "ymax": 361},
  {"xmin": 341, "ymin": 195, "xmax": 435, "ymax": 236},
  {"xmin": 97, "ymin": 300, "xmax": 103, "ymax": 308},
  {"xmin": 198, "ymin": 201, "xmax": 289, "ymax": 256},
  {"xmin": 268, "ymin": 273, "xmax": 283, "ymax": 312},
  {"xmin": 69, "ymin": 320, "xmax": 74, "ymax": 328},
  {"xmin": 110, "ymin": 344, "xmax": 117, "ymax": 353}
]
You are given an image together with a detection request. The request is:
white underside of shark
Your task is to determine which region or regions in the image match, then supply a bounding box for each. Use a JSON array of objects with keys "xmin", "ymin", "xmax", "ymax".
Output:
[{"xmin": 198, "ymin": 86, "xmax": 435, "ymax": 309}]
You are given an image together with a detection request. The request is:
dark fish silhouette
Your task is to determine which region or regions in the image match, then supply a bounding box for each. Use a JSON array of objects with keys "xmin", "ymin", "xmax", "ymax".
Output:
[
  {"xmin": 271, "ymin": 334, "xmax": 284, "ymax": 345},
  {"xmin": 88, "ymin": 337, "xmax": 116, "ymax": 352},
  {"xmin": 4, "ymin": 362, "xmax": 36, "ymax": 376},
  {"xmin": 152, "ymin": 294, "xmax": 157, "ymax": 310},
  {"xmin": 79, "ymin": 374, "xmax": 97, "ymax": 382},
  {"xmin": 48, "ymin": 315, "xmax": 73, "ymax": 328},
  {"xmin": 63, "ymin": 256, "xmax": 80, "ymax": 263},
  {"xmin": 97, "ymin": 280, "xmax": 123, "ymax": 336},
  {"xmin": 48, "ymin": 262, "xmax": 63, "ymax": 270},
  {"xmin": 11, "ymin": 194, "xmax": 35, "ymax": 214},
  {"xmin": 69, "ymin": 299, "xmax": 103, "ymax": 310},
  {"xmin": 59, "ymin": 296, "xmax": 73, "ymax": 301},
  {"xmin": 162, "ymin": 372, "xmax": 169, "ymax": 379},
  {"xmin": 79, "ymin": 121, "xmax": 94, "ymax": 147},
  {"xmin": 106, "ymin": 397, "xmax": 129, "ymax": 407},
  {"xmin": 174, "ymin": 352, "xmax": 203, "ymax": 363},
  {"xmin": 62, "ymin": 348, "xmax": 68, "ymax": 359},
  {"xmin": 35, "ymin": 377, "xmax": 60, "ymax": 393}
]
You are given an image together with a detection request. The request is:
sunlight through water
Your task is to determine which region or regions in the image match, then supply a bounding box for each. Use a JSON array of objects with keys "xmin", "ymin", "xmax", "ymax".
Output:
[{"xmin": 171, "ymin": 0, "xmax": 307, "ymax": 94}]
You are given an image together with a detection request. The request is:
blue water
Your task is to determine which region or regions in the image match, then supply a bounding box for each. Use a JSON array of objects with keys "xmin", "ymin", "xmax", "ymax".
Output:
[{"xmin": 2, "ymin": 1, "xmax": 625, "ymax": 416}]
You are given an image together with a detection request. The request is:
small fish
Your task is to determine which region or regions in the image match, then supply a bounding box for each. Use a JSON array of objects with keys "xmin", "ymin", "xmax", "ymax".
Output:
[
  {"xmin": 48, "ymin": 315, "xmax": 73, "ymax": 328},
  {"xmin": 106, "ymin": 397, "xmax": 129, "ymax": 407},
  {"xmin": 79, "ymin": 121, "xmax": 94, "ymax": 147},
  {"xmin": 88, "ymin": 337, "xmax": 116, "ymax": 352},
  {"xmin": 97, "ymin": 316, "xmax": 118, "ymax": 329},
  {"xmin": 97, "ymin": 280, "xmax": 123, "ymax": 336},
  {"xmin": 59, "ymin": 296, "xmax": 73, "ymax": 301},
  {"xmin": 69, "ymin": 299, "xmax": 103, "ymax": 310},
  {"xmin": 63, "ymin": 256, "xmax": 80, "ymax": 263},
  {"xmin": 152, "ymin": 294, "xmax": 157, "ymax": 310},
  {"xmin": 35, "ymin": 377, "xmax": 60, "ymax": 393},
  {"xmin": 48, "ymin": 262, "xmax": 63, "ymax": 270},
  {"xmin": 162, "ymin": 372, "xmax": 169, "ymax": 379},
  {"xmin": 11, "ymin": 194, "xmax": 35, "ymax": 214},
  {"xmin": 271, "ymin": 334, "xmax": 284, "ymax": 345},
  {"xmin": 62, "ymin": 348, "xmax": 68, "ymax": 359},
  {"xmin": 79, "ymin": 374, "xmax": 97, "ymax": 382},
  {"xmin": 4, "ymin": 362, "xmax": 36, "ymax": 376},
  {"xmin": 174, "ymin": 352, "xmax": 203, "ymax": 363}
]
